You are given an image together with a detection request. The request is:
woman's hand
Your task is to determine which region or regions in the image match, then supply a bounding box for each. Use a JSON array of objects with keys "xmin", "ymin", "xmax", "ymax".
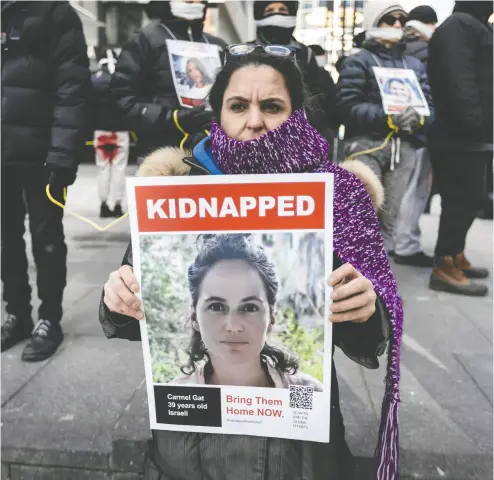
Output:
[
  {"xmin": 328, "ymin": 263, "xmax": 376, "ymax": 324},
  {"xmin": 103, "ymin": 265, "xmax": 144, "ymax": 320}
]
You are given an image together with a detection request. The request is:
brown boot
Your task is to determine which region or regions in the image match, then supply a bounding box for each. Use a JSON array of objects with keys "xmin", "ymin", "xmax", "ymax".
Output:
[
  {"xmin": 454, "ymin": 252, "xmax": 489, "ymax": 279},
  {"xmin": 429, "ymin": 256, "xmax": 488, "ymax": 297}
]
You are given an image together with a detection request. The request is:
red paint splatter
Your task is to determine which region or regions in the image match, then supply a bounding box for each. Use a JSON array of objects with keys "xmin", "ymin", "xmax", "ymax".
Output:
[{"xmin": 95, "ymin": 132, "xmax": 119, "ymax": 163}]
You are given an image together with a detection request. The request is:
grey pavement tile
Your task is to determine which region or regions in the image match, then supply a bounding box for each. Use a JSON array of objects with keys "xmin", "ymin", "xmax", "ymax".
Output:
[
  {"xmin": 1, "ymin": 341, "xmax": 66, "ymax": 407},
  {"xmin": 454, "ymin": 353, "xmax": 493, "ymax": 406},
  {"xmin": 361, "ymin": 360, "xmax": 481, "ymax": 455},
  {"xmin": 398, "ymin": 299, "xmax": 492, "ymax": 354},
  {"xmin": 111, "ymin": 474, "xmax": 143, "ymax": 480},
  {"xmin": 10, "ymin": 465, "xmax": 109, "ymax": 480},
  {"xmin": 1, "ymin": 463, "xmax": 10, "ymax": 480},
  {"xmin": 2, "ymin": 336, "xmax": 144, "ymax": 469},
  {"xmin": 111, "ymin": 381, "xmax": 151, "ymax": 473},
  {"xmin": 402, "ymin": 349, "xmax": 493, "ymax": 456}
]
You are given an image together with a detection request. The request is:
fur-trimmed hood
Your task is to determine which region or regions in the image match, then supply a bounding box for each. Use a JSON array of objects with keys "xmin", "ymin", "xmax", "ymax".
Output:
[{"xmin": 137, "ymin": 147, "xmax": 385, "ymax": 210}]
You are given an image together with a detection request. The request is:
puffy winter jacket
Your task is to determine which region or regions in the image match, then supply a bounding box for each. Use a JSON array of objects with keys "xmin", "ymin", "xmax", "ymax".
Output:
[
  {"xmin": 110, "ymin": 18, "xmax": 227, "ymax": 156},
  {"xmin": 404, "ymin": 37, "xmax": 429, "ymax": 66},
  {"xmin": 427, "ymin": 9, "xmax": 493, "ymax": 152},
  {"xmin": 336, "ymin": 39, "xmax": 433, "ymax": 146},
  {"xmin": 91, "ymin": 67, "xmax": 124, "ymax": 132},
  {"xmin": 1, "ymin": 1, "xmax": 90, "ymax": 169}
]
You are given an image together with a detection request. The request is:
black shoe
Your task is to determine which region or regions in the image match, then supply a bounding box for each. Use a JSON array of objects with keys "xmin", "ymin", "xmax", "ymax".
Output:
[
  {"xmin": 112, "ymin": 202, "xmax": 124, "ymax": 217},
  {"xmin": 1, "ymin": 313, "xmax": 34, "ymax": 352},
  {"xmin": 22, "ymin": 319, "xmax": 63, "ymax": 362},
  {"xmin": 100, "ymin": 202, "xmax": 113, "ymax": 218},
  {"xmin": 394, "ymin": 251, "xmax": 434, "ymax": 267}
]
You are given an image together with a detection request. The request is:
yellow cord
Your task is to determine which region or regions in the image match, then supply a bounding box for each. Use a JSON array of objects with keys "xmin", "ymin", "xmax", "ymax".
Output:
[
  {"xmin": 46, "ymin": 184, "xmax": 129, "ymax": 232},
  {"xmin": 344, "ymin": 117, "xmax": 400, "ymax": 162},
  {"xmin": 173, "ymin": 110, "xmax": 189, "ymax": 151}
]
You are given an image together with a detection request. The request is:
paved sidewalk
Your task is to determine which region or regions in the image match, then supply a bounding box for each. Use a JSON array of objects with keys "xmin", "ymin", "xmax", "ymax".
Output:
[{"xmin": 1, "ymin": 165, "xmax": 492, "ymax": 480}]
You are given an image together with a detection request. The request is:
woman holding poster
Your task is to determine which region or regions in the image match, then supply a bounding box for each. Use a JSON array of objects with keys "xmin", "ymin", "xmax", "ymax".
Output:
[
  {"xmin": 101, "ymin": 46, "xmax": 403, "ymax": 480},
  {"xmin": 170, "ymin": 233, "xmax": 323, "ymax": 391}
]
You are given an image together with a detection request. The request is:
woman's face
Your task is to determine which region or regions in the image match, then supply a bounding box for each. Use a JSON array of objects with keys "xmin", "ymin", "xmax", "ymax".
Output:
[
  {"xmin": 187, "ymin": 62, "xmax": 203, "ymax": 85},
  {"xmin": 390, "ymin": 80, "xmax": 411, "ymax": 102},
  {"xmin": 221, "ymin": 65, "xmax": 292, "ymax": 141},
  {"xmin": 194, "ymin": 259, "xmax": 272, "ymax": 367}
]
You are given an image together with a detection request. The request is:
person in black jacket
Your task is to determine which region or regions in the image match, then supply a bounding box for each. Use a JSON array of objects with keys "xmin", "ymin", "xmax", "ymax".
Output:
[
  {"xmin": 110, "ymin": 1, "xmax": 227, "ymax": 158},
  {"xmin": 1, "ymin": 1, "xmax": 90, "ymax": 361},
  {"xmin": 251, "ymin": 1, "xmax": 337, "ymax": 147},
  {"xmin": 427, "ymin": 1, "xmax": 493, "ymax": 297},
  {"xmin": 336, "ymin": 0, "xmax": 434, "ymax": 255}
]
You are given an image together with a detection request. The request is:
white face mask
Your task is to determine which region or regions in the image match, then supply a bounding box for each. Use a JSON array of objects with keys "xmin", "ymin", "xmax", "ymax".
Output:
[
  {"xmin": 255, "ymin": 14, "xmax": 297, "ymax": 28},
  {"xmin": 404, "ymin": 21, "xmax": 435, "ymax": 41},
  {"xmin": 316, "ymin": 56, "xmax": 326, "ymax": 68},
  {"xmin": 170, "ymin": 1, "xmax": 205, "ymax": 21}
]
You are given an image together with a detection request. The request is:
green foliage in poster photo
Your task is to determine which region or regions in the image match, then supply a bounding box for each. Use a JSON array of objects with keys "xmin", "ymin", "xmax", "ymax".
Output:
[{"xmin": 139, "ymin": 234, "xmax": 325, "ymax": 384}]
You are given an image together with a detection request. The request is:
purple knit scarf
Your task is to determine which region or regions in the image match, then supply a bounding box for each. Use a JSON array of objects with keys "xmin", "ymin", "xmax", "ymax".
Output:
[{"xmin": 211, "ymin": 109, "xmax": 404, "ymax": 480}]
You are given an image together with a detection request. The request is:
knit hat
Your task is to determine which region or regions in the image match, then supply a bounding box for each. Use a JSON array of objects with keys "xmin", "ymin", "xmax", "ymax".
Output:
[
  {"xmin": 362, "ymin": 1, "xmax": 407, "ymax": 30},
  {"xmin": 253, "ymin": 1, "xmax": 299, "ymax": 21},
  {"xmin": 407, "ymin": 5, "xmax": 438, "ymax": 24}
]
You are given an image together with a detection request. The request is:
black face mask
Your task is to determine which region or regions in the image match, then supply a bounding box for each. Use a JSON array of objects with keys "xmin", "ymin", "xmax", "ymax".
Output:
[{"xmin": 257, "ymin": 25, "xmax": 295, "ymax": 44}]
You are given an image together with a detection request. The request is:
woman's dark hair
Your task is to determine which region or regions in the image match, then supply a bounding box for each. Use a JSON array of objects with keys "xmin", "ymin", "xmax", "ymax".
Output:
[
  {"xmin": 181, "ymin": 233, "xmax": 299, "ymax": 376},
  {"xmin": 209, "ymin": 50, "xmax": 309, "ymax": 120},
  {"xmin": 186, "ymin": 58, "xmax": 213, "ymax": 87}
]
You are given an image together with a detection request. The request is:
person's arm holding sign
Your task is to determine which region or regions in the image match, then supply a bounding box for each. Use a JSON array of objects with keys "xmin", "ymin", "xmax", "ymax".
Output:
[{"xmin": 330, "ymin": 259, "xmax": 389, "ymax": 369}]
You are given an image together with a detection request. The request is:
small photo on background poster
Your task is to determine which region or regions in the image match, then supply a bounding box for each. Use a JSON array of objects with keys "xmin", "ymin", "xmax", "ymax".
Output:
[
  {"xmin": 373, "ymin": 66, "xmax": 431, "ymax": 116},
  {"xmin": 167, "ymin": 39, "xmax": 222, "ymax": 109},
  {"xmin": 126, "ymin": 175, "xmax": 334, "ymax": 443}
]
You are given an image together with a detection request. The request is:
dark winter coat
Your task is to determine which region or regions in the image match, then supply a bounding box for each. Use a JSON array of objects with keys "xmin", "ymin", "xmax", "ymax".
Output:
[
  {"xmin": 404, "ymin": 37, "xmax": 429, "ymax": 66},
  {"xmin": 1, "ymin": 1, "xmax": 90, "ymax": 169},
  {"xmin": 336, "ymin": 40, "xmax": 434, "ymax": 146},
  {"xmin": 110, "ymin": 20, "xmax": 227, "ymax": 156},
  {"xmin": 91, "ymin": 67, "xmax": 124, "ymax": 132},
  {"xmin": 98, "ymin": 147, "xmax": 390, "ymax": 480},
  {"xmin": 427, "ymin": 9, "xmax": 493, "ymax": 152}
]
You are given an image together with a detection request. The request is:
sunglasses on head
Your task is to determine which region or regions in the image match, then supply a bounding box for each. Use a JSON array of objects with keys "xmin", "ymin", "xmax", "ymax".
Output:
[
  {"xmin": 380, "ymin": 14, "xmax": 407, "ymax": 26},
  {"xmin": 227, "ymin": 43, "xmax": 296, "ymax": 58}
]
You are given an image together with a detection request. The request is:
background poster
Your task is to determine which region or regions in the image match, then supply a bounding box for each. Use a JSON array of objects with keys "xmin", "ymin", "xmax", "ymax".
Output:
[
  {"xmin": 127, "ymin": 175, "xmax": 334, "ymax": 442},
  {"xmin": 373, "ymin": 66, "xmax": 431, "ymax": 116},
  {"xmin": 166, "ymin": 39, "xmax": 222, "ymax": 109}
]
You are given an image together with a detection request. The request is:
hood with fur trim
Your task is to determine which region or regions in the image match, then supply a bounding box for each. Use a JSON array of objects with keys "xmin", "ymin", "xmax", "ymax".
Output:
[{"xmin": 136, "ymin": 147, "xmax": 385, "ymax": 211}]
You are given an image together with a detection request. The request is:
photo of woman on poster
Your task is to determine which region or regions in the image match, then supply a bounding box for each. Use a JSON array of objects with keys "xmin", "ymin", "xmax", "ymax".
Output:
[
  {"xmin": 385, "ymin": 78, "xmax": 413, "ymax": 105},
  {"xmin": 168, "ymin": 234, "xmax": 324, "ymax": 391},
  {"xmin": 185, "ymin": 58, "xmax": 213, "ymax": 99}
]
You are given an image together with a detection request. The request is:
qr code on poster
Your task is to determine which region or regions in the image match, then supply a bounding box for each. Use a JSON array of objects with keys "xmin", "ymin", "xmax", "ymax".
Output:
[{"xmin": 289, "ymin": 385, "xmax": 314, "ymax": 410}]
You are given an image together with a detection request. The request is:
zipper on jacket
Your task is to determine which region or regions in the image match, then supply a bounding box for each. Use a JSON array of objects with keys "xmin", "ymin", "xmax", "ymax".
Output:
[{"xmin": 183, "ymin": 157, "xmax": 211, "ymax": 175}]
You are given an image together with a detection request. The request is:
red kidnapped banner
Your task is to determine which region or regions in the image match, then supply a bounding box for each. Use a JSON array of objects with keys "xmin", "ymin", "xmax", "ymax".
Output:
[{"xmin": 135, "ymin": 182, "xmax": 326, "ymax": 232}]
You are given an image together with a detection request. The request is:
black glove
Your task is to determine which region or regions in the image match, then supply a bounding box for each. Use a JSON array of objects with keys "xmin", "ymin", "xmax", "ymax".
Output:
[
  {"xmin": 166, "ymin": 106, "xmax": 214, "ymax": 134},
  {"xmin": 391, "ymin": 107, "xmax": 421, "ymax": 132},
  {"xmin": 48, "ymin": 168, "xmax": 77, "ymax": 191}
]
